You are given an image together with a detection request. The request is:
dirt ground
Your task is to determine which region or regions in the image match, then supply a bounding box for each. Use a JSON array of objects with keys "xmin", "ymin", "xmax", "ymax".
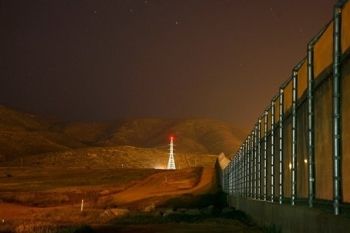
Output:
[
  {"xmin": 93, "ymin": 222, "xmax": 262, "ymax": 233},
  {"xmin": 0, "ymin": 166, "xmax": 262, "ymax": 233}
]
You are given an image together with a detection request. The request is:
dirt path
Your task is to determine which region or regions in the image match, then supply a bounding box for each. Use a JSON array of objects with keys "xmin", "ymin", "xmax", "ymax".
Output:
[{"xmin": 98, "ymin": 167, "xmax": 217, "ymax": 207}]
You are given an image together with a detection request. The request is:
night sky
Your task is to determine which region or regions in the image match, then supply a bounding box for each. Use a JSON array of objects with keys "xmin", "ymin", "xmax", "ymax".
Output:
[{"xmin": 0, "ymin": 0, "xmax": 335, "ymax": 126}]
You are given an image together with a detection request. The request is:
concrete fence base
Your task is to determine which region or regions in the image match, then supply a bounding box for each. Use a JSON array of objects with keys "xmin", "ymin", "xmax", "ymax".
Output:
[{"xmin": 228, "ymin": 196, "xmax": 350, "ymax": 233}]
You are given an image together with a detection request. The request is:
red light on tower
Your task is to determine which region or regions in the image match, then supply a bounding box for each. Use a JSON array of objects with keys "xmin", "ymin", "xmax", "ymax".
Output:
[{"xmin": 169, "ymin": 135, "xmax": 175, "ymax": 141}]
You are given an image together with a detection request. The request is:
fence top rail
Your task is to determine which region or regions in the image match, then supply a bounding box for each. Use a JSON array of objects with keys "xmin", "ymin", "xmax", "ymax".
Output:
[
  {"xmin": 271, "ymin": 93, "xmax": 280, "ymax": 104},
  {"xmin": 337, "ymin": 0, "xmax": 348, "ymax": 9},
  {"xmin": 280, "ymin": 74, "xmax": 292, "ymax": 89},
  {"xmin": 293, "ymin": 57, "xmax": 306, "ymax": 72},
  {"xmin": 308, "ymin": 20, "xmax": 333, "ymax": 49},
  {"xmin": 279, "ymin": 57, "xmax": 305, "ymax": 89}
]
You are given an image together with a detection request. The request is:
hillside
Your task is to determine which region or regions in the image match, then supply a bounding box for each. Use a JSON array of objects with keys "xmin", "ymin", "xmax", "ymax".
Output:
[
  {"xmin": 0, "ymin": 106, "xmax": 84, "ymax": 161},
  {"xmin": 60, "ymin": 118, "xmax": 246, "ymax": 156},
  {"xmin": 3, "ymin": 146, "xmax": 217, "ymax": 169},
  {"xmin": 0, "ymin": 105, "xmax": 245, "ymax": 163}
]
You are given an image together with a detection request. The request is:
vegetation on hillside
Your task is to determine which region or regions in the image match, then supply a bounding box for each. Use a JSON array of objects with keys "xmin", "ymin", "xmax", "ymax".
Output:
[{"xmin": 0, "ymin": 105, "xmax": 245, "ymax": 163}]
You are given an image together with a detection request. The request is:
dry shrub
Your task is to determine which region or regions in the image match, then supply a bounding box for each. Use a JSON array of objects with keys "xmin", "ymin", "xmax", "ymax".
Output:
[
  {"xmin": 15, "ymin": 222, "xmax": 60, "ymax": 233},
  {"xmin": 1, "ymin": 192, "xmax": 71, "ymax": 206}
]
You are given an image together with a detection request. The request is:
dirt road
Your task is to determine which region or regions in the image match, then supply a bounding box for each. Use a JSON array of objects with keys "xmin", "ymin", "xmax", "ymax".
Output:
[{"xmin": 98, "ymin": 167, "xmax": 217, "ymax": 208}]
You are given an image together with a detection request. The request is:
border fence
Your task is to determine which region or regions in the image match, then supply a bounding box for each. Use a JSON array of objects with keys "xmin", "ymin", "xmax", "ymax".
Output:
[{"xmin": 221, "ymin": 0, "xmax": 350, "ymax": 216}]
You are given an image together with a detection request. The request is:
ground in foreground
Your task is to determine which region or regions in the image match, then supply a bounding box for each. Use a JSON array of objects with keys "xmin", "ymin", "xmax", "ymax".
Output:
[{"xmin": 0, "ymin": 166, "xmax": 262, "ymax": 233}]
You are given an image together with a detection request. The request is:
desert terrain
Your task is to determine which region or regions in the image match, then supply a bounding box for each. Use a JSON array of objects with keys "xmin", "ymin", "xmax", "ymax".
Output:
[{"xmin": 0, "ymin": 106, "xmax": 262, "ymax": 233}]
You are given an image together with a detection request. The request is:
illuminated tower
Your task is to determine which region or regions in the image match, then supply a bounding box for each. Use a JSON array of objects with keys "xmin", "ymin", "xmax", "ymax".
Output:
[{"xmin": 167, "ymin": 136, "xmax": 176, "ymax": 169}]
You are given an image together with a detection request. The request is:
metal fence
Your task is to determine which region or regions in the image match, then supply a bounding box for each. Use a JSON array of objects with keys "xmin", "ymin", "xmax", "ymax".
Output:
[{"xmin": 222, "ymin": 0, "xmax": 350, "ymax": 216}]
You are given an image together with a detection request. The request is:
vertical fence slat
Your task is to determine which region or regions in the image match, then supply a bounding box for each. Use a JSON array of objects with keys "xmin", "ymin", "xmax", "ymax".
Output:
[
  {"xmin": 257, "ymin": 119, "xmax": 262, "ymax": 199},
  {"xmin": 246, "ymin": 138, "xmax": 250, "ymax": 198},
  {"xmin": 279, "ymin": 88, "xmax": 284, "ymax": 204},
  {"xmin": 235, "ymin": 155, "xmax": 238, "ymax": 195},
  {"xmin": 248, "ymin": 138, "xmax": 250, "ymax": 198},
  {"xmin": 264, "ymin": 111, "xmax": 268, "ymax": 201},
  {"xmin": 241, "ymin": 146, "xmax": 243, "ymax": 197},
  {"xmin": 254, "ymin": 124, "xmax": 258, "ymax": 199},
  {"xmin": 250, "ymin": 133, "xmax": 253, "ymax": 198},
  {"xmin": 241, "ymin": 145, "xmax": 243, "ymax": 197},
  {"xmin": 291, "ymin": 70, "xmax": 298, "ymax": 206},
  {"xmin": 230, "ymin": 162, "xmax": 232, "ymax": 194},
  {"xmin": 332, "ymin": 2, "xmax": 343, "ymax": 216},
  {"xmin": 253, "ymin": 129, "xmax": 256, "ymax": 199},
  {"xmin": 307, "ymin": 41, "xmax": 316, "ymax": 208},
  {"xmin": 244, "ymin": 141, "xmax": 247, "ymax": 198},
  {"xmin": 271, "ymin": 100, "xmax": 276, "ymax": 202}
]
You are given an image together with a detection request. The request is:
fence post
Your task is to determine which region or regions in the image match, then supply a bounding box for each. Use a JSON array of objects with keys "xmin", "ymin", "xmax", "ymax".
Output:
[
  {"xmin": 240, "ymin": 147, "xmax": 244, "ymax": 197},
  {"xmin": 246, "ymin": 137, "xmax": 250, "ymax": 198},
  {"xmin": 228, "ymin": 163, "xmax": 232, "ymax": 195},
  {"xmin": 243, "ymin": 141, "xmax": 246, "ymax": 198},
  {"xmin": 227, "ymin": 164, "xmax": 229, "ymax": 194},
  {"xmin": 251, "ymin": 133, "xmax": 254, "ymax": 198},
  {"xmin": 237, "ymin": 152, "xmax": 240, "ymax": 196},
  {"xmin": 231, "ymin": 157, "xmax": 234, "ymax": 195},
  {"xmin": 231, "ymin": 160, "xmax": 234, "ymax": 195},
  {"xmin": 291, "ymin": 70, "xmax": 298, "ymax": 206},
  {"xmin": 252, "ymin": 129, "xmax": 256, "ymax": 199},
  {"xmin": 245, "ymin": 138, "xmax": 249, "ymax": 198},
  {"xmin": 271, "ymin": 100, "xmax": 276, "ymax": 202},
  {"xmin": 307, "ymin": 41, "xmax": 316, "ymax": 208},
  {"xmin": 247, "ymin": 136, "xmax": 251, "ymax": 197},
  {"xmin": 227, "ymin": 161, "xmax": 230, "ymax": 194},
  {"xmin": 227, "ymin": 166, "xmax": 230, "ymax": 194},
  {"xmin": 332, "ymin": 1, "xmax": 343, "ymax": 216},
  {"xmin": 224, "ymin": 167, "xmax": 226, "ymax": 192},
  {"xmin": 235, "ymin": 152, "xmax": 238, "ymax": 195},
  {"xmin": 263, "ymin": 111, "xmax": 268, "ymax": 201},
  {"xmin": 223, "ymin": 167, "xmax": 226, "ymax": 193},
  {"xmin": 254, "ymin": 124, "xmax": 258, "ymax": 199},
  {"xmin": 237, "ymin": 154, "xmax": 239, "ymax": 196},
  {"xmin": 233, "ymin": 156, "xmax": 238, "ymax": 197},
  {"xmin": 279, "ymin": 88, "xmax": 284, "ymax": 204},
  {"xmin": 258, "ymin": 119, "xmax": 262, "ymax": 200},
  {"xmin": 232, "ymin": 156, "xmax": 234, "ymax": 195},
  {"xmin": 250, "ymin": 134, "xmax": 253, "ymax": 198},
  {"xmin": 238, "ymin": 146, "xmax": 243, "ymax": 197},
  {"xmin": 230, "ymin": 162, "xmax": 232, "ymax": 194},
  {"xmin": 234, "ymin": 156, "xmax": 237, "ymax": 195},
  {"xmin": 235, "ymin": 151, "xmax": 239, "ymax": 196}
]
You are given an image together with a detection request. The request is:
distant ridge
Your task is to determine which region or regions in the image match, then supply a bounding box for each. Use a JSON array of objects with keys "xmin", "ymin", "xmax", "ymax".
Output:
[{"xmin": 0, "ymin": 105, "xmax": 245, "ymax": 162}]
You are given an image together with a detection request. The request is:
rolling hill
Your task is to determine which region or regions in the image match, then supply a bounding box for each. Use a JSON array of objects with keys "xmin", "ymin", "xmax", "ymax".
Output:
[
  {"xmin": 0, "ymin": 105, "xmax": 245, "ymax": 164},
  {"xmin": 61, "ymin": 118, "xmax": 246, "ymax": 155},
  {"xmin": 0, "ymin": 105, "xmax": 84, "ymax": 161}
]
